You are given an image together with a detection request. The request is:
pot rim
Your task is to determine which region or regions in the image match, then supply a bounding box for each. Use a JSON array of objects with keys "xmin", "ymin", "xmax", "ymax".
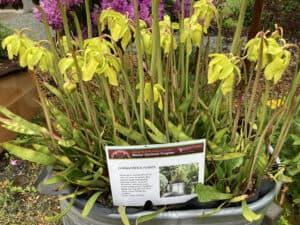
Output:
[{"xmin": 66, "ymin": 183, "xmax": 279, "ymax": 220}]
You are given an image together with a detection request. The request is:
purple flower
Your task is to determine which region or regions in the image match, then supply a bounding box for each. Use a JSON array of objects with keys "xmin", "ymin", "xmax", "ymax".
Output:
[
  {"xmin": 101, "ymin": 0, "xmax": 165, "ymax": 26},
  {"xmin": 91, "ymin": 5, "xmax": 101, "ymax": 26},
  {"xmin": 172, "ymin": 0, "xmax": 191, "ymax": 19},
  {"xmin": 102, "ymin": 0, "xmax": 131, "ymax": 16},
  {"xmin": 0, "ymin": 0, "xmax": 22, "ymax": 4},
  {"xmin": 33, "ymin": 0, "xmax": 83, "ymax": 30},
  {"xmin": 10, "ymin": 160, "xmax": 18, "ymax": 166}
]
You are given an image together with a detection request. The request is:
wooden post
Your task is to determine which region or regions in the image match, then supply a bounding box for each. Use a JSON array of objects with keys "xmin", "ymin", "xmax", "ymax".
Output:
[{"xmin": 247, "ymin": 0, "xmax": 265, "ymax": 40}]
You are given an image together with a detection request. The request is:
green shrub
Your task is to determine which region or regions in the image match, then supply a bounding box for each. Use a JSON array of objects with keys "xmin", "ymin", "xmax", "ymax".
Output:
[
  {"xmin": 0, "ymin": 24, "xmax": 13, "ymax": 59},
  {"xmin": 221, "ymin": 0, "xmax": 254, "ymax": 28},
  {"xmin": 262, "ymin": 0, "xmax": 300, "ymax": 41}
]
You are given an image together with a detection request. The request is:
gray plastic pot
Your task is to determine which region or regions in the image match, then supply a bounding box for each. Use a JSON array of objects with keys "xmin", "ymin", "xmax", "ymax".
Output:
[
  {"xmin": 59, "ymin": 183, "xmax": 277, "ymax": 225},
  {"xmin": 36, "ymin": 166, "xmax": 278, "ymax": 225}
]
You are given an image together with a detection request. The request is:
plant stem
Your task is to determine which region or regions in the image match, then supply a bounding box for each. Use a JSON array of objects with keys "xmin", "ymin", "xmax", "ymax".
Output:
[
  {"xmin": 193, "ymin": 44, "xmax": 203, "ymax": 108},
  {"xmin": 100, "ymin": 76, "xmax": 117, "ymax": 138},
  {"xmin": 150, "ymin": 0, "xmax": 162, "ymax": 85},
  {"xmin": 70, "ymin": 11, "xmax": 83, "ymax": 48},
  {"xmin": 84, "ymin": 0, "xmax": 92, "ymax": 39},
  {"xmin": 245, "ymin": 34, "xmax": 263, "ymax": 140},
  {"xmin": 231, "ymin": 0, "xmax": 249, "ymax": 55},
  {"xmin": 243, "ymin": 108, "xmax": 284, "ymax": 193},
  {"xmin": 134, "ymin": 0, "xmax": 147, "ymax": 139}
]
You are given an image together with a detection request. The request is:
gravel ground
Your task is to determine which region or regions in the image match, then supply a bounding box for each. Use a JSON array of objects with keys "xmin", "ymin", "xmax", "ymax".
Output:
[
  {"xmin": 0, "ymin": 2, "xmax": 48, "ymax": 40},
  {"xmin": 0, "ymin": 152, "xmax": 62, "ymax": 225}
]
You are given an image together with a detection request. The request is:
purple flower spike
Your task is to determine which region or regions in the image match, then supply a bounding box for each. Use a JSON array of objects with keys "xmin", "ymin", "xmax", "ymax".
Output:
[
  {"xmin": 33, "ymin": 0, "xmax": 83, "ymax": 30},
  {"xmin": 172, "ymin": 0, "xmax": 191, "ymax": 19}
]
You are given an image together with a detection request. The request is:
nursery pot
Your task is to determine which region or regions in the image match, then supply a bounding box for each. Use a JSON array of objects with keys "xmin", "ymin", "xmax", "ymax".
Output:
[
  {"xmin": 37, "ymin": 167, "xmax": 278, "ymax": 225},
  {"xmin": 169, "ymin": 182, "xmax": 185, "ymax": 194},
  {"xmin": 60, "ymin": 184, "xmax": 276, "ymax": 225}
]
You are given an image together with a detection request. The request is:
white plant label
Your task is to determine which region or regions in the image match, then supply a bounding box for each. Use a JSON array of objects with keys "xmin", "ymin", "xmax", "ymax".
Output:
[{"xmin": 105, "ymin": 139, "xmax": 206, "ymax": 206}]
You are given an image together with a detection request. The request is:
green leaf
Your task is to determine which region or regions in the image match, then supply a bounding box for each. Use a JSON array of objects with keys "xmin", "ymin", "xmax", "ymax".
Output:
[
  {"xmin": 113, "ymin": 136, "xmax": 130, "ymax": 146},
  {"xmin": 293, "ymin": 198, "xmax": 300, "ymax": 204},
  {"xmin": 32, "ymin": 144, "xmax": 52, "ymax": 155},
  {"xmin": 178, "ymin": 95, "xmax": 193, "ymax": 113},
  {"xmin": 116, "ymin": 123, "xmax": 146, "ymax": 144},
  {"xmin": 168, "ymin": 122, "xmax": 192, "ymax": 141},
  {"xmin": 206, "ymin": 152, "xmax": 245, "ymax": 161},
  {"xmin": 43, "ymin": 82, "xmax": 64, "ymax": 101},
  {"xmin": 196, "ymin": 183, "xmax": 233, "ymax": 202},
  {"xmin": 213, "ymin": 128, "xmax": 228, "ymax": 143},
  {"xmin": 242, "ymin": 200, "xmax": 262, "ymax": 222},
  {"xmin": 0, "ymin": 106, "xmax": 47, "ymax": 136},
  {"xmin": 73, "ymin": 178, "xmax": 107, "ymax": 187},
  {"xmin": 198, "ymin": 202, "xmax": 226, "ymax": 218},
  {"xmin": 229, "ymin": 195, "xmax": 248, "ymax": 203},
  {"xmin": 1, "ymin": 142, "xmax": 56, "ymax": 165},
  {"xmin": 43, "ymin": 175, "xmax": 65, "ymax": 185},
  {"xmin": 58, "ymin": 139, "xmax": 76, "ymax": 148},
  {"xmin": 118, "ymin": 206, "xmax": 131, "ymax": 225},
  {"xmin": 45, "ymin": 195, "xmax": 75, "ymax": 222},
  {"xmin": 291, "ymin": 134, "xmax": 300, "ymax": 145},
  {"xmin": 82, "ymin": 191, "xmax": 103, "ymax": 218},
  {"xmin": 145, "ymin": 119, "xmax": 167, "ymax": 144},
  {"xmin": 136, "ymin": 207, "xmax": 165, "ymax": 225}
]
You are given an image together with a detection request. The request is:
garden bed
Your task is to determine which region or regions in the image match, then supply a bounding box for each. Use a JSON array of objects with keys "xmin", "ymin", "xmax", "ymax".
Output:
[{"xmin": 0, "ymin": 152, "xmax": 62, "ymax": 225}]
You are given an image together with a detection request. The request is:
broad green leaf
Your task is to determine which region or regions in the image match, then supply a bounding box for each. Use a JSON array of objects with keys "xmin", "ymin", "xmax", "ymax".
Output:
[
  {"xmin": 199, "ymin": 202, "xmax": 226, "ymax": 218},
  {"xmin": 229, "ymin": 195, "xmax": 248, "ymax": 203},
  {"xmin": 74, "ymin": 178, "xmax": 107, "ymax": 187},
  {"xmin": 55, "ymin": 155, "xmax": 73, "ymax": 166},
  {"xmin": 43, "ymin": 175, "xmax": 65, "ymax": 185},
  {"xmin": 32, "ymin": 144, "xmax": 52, "ymax": 155},
  {"xmin": 93, "ymin": 167, "xmax": 104, "ymax": 180},
  {"xmin": 196, "ymin": 183, "xmax": 233, "ymax": 202},
  {"xmin": 58, "ymin": 139, "xmax": 76, "ymax": 148},
  {"xmin": 73, "ymin": 129, "xmax": 88, "ymax": 149},
  {"xmin": 291, "ymin": 134, "xmax": 300, "ymax": 145},
  {"xmin": 43, "ymin": 82, "xmax": 64, "ymax": 101},
  {"xmin": 294, "ymin": 198, "xmax": 300, "ymax": 204},
  {"xmin": 82, "ymin": 191, "xmax": 103, "ymax": 218},
  {"xmin": 118, "ymin": 206, "xmax": 131, "ymax": 225},
  {"xmin": 145, "ymin": 119, "xmax": 167, "ymax": 143},
  {"xmin": 213, "ymin": 128, "xmax": 228, "ymax": 143},
  {"xmin": 116, "ymin": 123, "xmax": 146, "ymax": 144},
  {"xmin": 136, "ymin": 207, "xmax": 165, "ymax": 225},
  {"xmin": 0, "ymin": 106, "xmax": 47, "ymax": 136},
  {"xmin": 206, "ymin": 152, "xmax": 245, "ymax": 161},
  {"xmin": 178, "ymin": 95, "xmax": 193, "ymax": 113},
  {"xmin": 2, "ymin": 143, "xmax": 56, "ymax": 165},
  {"xmin": 168, "ymin": 122, "xmax": 192, "ymax": 141},
  {"xmin": 242, "ymin": 200, "xmax": 262, "ymax": 222},
  {"xmin": 113, "ymin": 136, "xmax": 130, "ymax": 146}
]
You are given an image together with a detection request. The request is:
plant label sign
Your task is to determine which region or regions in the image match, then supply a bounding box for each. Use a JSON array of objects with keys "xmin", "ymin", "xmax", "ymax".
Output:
[{"xmin": 105, "ymin": 139, "xmax": 206, "ymax": 206}]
